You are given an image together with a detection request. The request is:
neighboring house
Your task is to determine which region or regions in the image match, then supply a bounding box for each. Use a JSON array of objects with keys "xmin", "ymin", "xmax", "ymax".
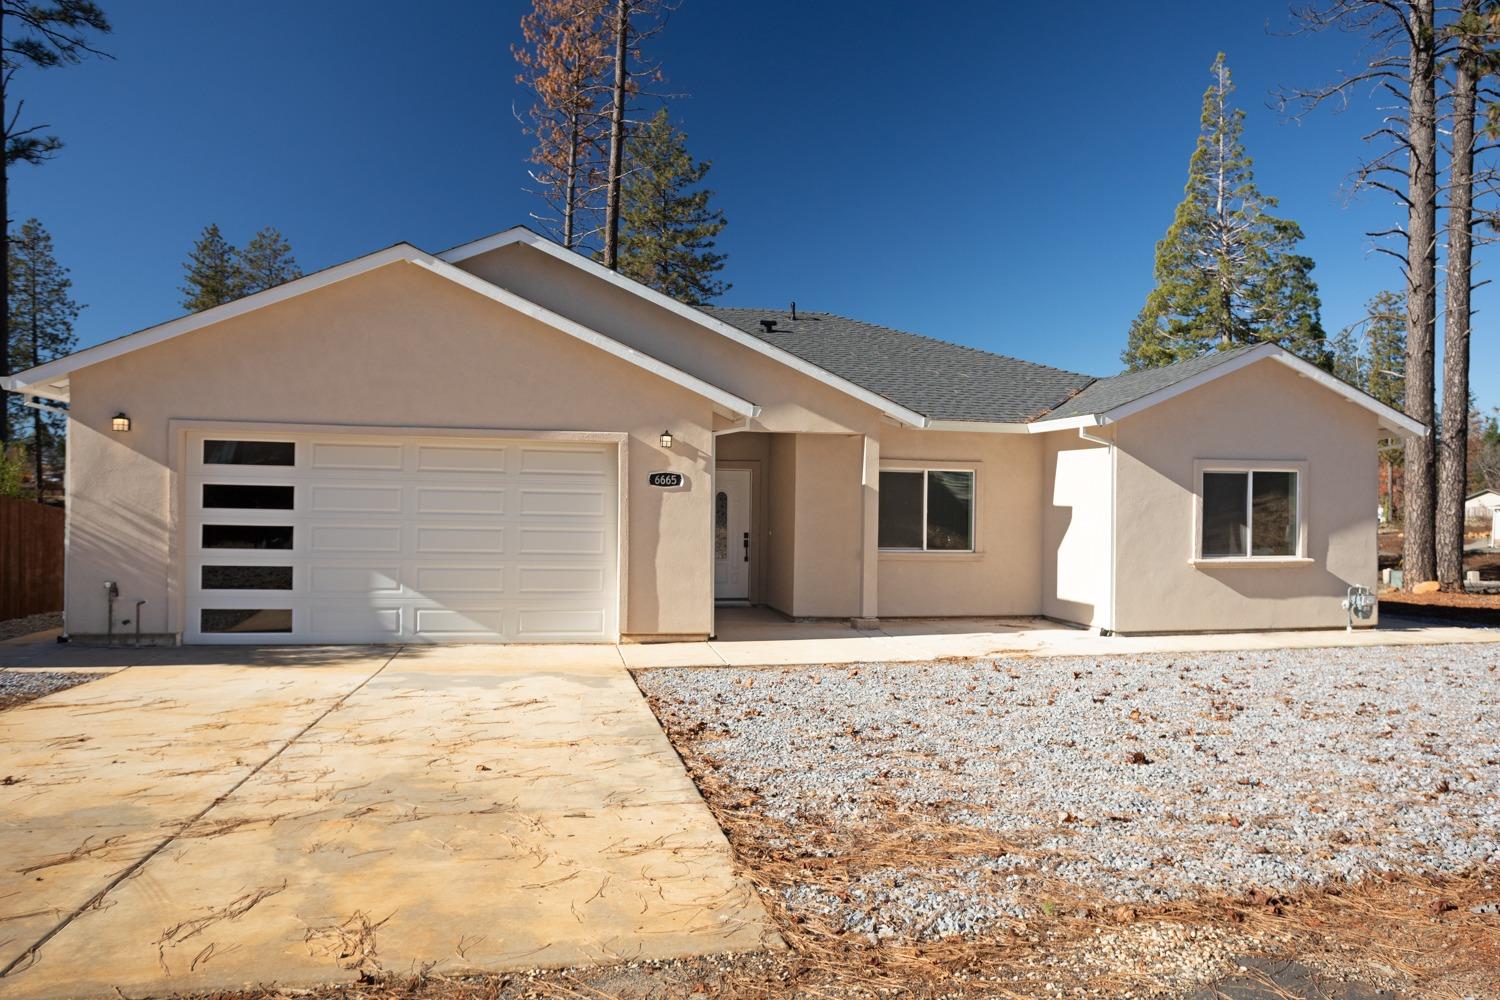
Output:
[
  {"xmin": 1466, "ymin": 489, "xmax": 1500, "ymax": 522},
  {"xmin": 0, "ymin": 227, "xmax": 1422, "ymax": 644}
]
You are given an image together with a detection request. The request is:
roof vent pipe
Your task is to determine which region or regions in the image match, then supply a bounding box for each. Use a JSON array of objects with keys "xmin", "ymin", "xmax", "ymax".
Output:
[{"xmin": 790, "ymin": 301, "xmax": 797, "ymax": 321}]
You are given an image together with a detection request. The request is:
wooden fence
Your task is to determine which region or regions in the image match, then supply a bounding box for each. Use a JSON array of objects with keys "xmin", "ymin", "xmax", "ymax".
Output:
[{"xmin": 0, "ymin": 495, "xmax": 64, "ymax": 620}]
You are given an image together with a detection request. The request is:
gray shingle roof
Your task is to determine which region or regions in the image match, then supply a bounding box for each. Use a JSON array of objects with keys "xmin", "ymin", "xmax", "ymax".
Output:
[
  {"xmin": 702, "ymin": 307, "xmax": 1095, "ymax": 423},
  {"xmin": 701, "ymin": 308, "xmax": 1283, "ymax": 426},
  {"xmin": 1040, "ymin": 345, "xmax": 1264, "ymax": 420}
]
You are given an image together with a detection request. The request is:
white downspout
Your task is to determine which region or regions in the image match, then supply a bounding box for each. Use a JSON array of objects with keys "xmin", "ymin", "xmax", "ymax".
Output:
[{"xmin": 1077, "ymin": 423, "xmax": 1116, "ymax": 635}]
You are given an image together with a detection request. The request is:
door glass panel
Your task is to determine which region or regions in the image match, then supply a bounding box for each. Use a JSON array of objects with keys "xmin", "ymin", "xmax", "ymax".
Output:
[
  {"xmin": 715, "ymin": 491, "xmax": 728, "ymax": 560},
  {"xmin": 203, "ymin": 483, "xmax": 294, "ymax": 509},
  {"xmin": 926, "ymin": 471, "xmax": 974, "ymax": 550},
  {"xmin": 202, "ymin": 524, "xmax": 294, "ymax": 549},
  {"xmin": 201, "ymin": 565, "xmax": 293, "ymax": 590},
  {"xmin": 203, "ymin": 440, "xmax": 295, "ymax": 466},
  {"xmin": 878, "ymin": 471, "xmax": 923, "ymax": 548},
  {"xmin": 200, "ymin": 608, "xmax": 293, "ymax": 633},
  {"xmin": 1202, "ymin": 472, "xmax": 1248, "ymax": 557},
  {"xmin": 1251, "ymin": 471, "xmax": 1298, "ymax": 556}
]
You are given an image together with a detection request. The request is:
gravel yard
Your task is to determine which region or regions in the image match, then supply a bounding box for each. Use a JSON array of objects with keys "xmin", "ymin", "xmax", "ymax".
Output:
[
  {"xmin": 0, "ymin": 611, "xmax": 61, "ymax": 642},
  {"xmin": 0, "ymin": 667, "xmax": 101, "ymax": 709},
  {"xmin": 639, "ymin": 643, "xmax": 1500, "ymax": 996}
]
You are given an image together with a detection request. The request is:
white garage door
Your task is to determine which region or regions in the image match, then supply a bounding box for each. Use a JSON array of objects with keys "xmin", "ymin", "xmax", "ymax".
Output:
[{"xmin": 182, "ymin": 430, "xmax": 618, "ymax": 644}]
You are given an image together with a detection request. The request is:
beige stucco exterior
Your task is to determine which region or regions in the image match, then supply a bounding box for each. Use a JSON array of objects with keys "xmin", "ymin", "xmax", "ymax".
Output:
[{"xmin": 36, "ymin": 237, "xmax": 1397, "ymax": 643}]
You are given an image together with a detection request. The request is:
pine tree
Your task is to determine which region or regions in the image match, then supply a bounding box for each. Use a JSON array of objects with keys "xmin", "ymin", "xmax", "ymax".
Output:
[
  {"xmin": 7, "ymin": 218, "xmax": 77, "ymax": 501},
  {"xmin": 240, "ymin": 226, "xmax": 301, "ymax": 295},
  {"xmin": 616, "ymin": 108, "xmax": 729, "ymax": 304},
  {"xmin": 1124, "ymin": 54, "xmax": 1326, "ymax": 371},
  {"xmin": 514, "ymin": 0, "xmax": 611, "ymax": 250},
  {"xmin": 180, "ymin": 224, "xmax": 243, "ymax": 311},
  {"xmin": 1, "ymin": 1, "xmax": 111, "ymax": 448}
]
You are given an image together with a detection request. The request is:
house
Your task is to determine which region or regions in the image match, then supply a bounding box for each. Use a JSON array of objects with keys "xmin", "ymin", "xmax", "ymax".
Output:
[
  {"xmin": 0, "ymin": 227, "xmax": 1423, "ymax": 644},
  {"xmin": 1467, "ymin": 489, "xmax": 1500, "ymax": 521}
]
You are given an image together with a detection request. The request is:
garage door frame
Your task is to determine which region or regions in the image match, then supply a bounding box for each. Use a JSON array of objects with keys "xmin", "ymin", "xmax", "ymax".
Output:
[{"xmin": 167, "ymin": 419, "xmax": 629, "ymax": 643}]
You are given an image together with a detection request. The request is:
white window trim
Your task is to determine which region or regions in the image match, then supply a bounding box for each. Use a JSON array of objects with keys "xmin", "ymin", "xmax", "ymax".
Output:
[
  {"xmin": 877, "ymin": 464, "xmax": 978, "ymax": 554},
  {"xmin": 1190, "ymin": 459, "xmax": 1310, "ymax": 567}
]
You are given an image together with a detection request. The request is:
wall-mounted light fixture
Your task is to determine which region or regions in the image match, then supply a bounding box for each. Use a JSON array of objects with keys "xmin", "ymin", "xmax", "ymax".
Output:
[
  {"xmin": 111, "ymin": 413, "xmax": 131, "ymax": 432},
  {"xmin": 659, "ymin": 429, "xmax": 673, "ymax": 449}
]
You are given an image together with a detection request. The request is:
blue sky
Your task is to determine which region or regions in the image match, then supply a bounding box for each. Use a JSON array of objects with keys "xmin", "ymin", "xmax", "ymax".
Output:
[{"xmin": 10, "ymin": 0, "xmax": 1497, "ymax": 411}]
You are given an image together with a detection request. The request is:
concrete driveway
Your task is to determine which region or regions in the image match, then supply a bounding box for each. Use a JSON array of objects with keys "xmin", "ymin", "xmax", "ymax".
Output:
[{"xmin": 0, "ymin": 646, "xmax": 774, "ymax": 1000}]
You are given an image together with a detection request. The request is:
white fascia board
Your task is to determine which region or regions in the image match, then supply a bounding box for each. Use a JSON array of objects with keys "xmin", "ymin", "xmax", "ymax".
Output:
[
  {"xmin": 1094, "ymin": 343, "xmax": 1426, "ymax": 438},
  {"xmin": 921, "ymin": 414, "xmax": 1100, "ymax": 434},
  {"xmin": 3, "ymin": 242, "xmax": 759, "ymax": 419},
  {"xmin": 439, "ymin": 227, "xmax": 930, "ymax": 428}
]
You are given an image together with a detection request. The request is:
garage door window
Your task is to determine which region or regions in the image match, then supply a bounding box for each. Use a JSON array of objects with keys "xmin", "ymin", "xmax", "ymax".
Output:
[
  {"xmin": 200, "ymin": 609, "xmax": 293, "ymax": 633},
  {"xmin": 201, "ymin": 565, "xmax": 293, "ymax": 590},
  {"xmin": 202, "ymin": 524, "xmax": 294, "ymax": 549},
  {"xmin": 203, "ymin": 440, "xmax": 295, "ymax": 466},
  {"xmin": 203, "ymin": 484, "xmax": 294, "ymax": 509}
]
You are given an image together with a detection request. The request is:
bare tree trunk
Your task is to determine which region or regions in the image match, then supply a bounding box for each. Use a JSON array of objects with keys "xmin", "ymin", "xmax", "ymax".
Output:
[
  {"xmin": 563, "ymin": 113, "xmax": 580, "ymax": 249},
  {"xmin": 1, "ymin": 5, "xmax": 10, "ymax": 450},
  {"xmin": 29, "ymin": 265, "xmax": 40, "ymax": 502},
  {"xmin": 1403, "ymin": 0, "xmax": 1439, "ymax": 587},
  {"xmin": 602, "ymin": 0, "xmax": 629, "ymax": 270},
  {"xmin": 1438, "ymin": 10, "xmax": 1477, "ymax": 589}
]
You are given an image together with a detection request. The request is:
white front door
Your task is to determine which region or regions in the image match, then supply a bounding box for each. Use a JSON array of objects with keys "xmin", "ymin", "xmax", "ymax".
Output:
[
  {"xmin": 182, "ymin": 429, "xmax": 618, "ymax": 644},
  {"xmin": 714, "ymin": 469, "xmax": 751, "ymax": 601}
]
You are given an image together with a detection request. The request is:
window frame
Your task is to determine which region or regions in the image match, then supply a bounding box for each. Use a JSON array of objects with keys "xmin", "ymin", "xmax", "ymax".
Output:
[
  {"xmin": 1191, "ymin": 459, "xmax": 1309, "ymax": 566},
  {"xmin": 877, "ymin": 464, "xmax": 978, "ymax": 554}
]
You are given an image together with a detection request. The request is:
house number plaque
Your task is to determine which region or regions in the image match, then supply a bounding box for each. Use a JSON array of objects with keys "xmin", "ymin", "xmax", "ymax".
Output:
[{"xmin": 648, "ymin": 471, "xmax": 687, "ymax": 489}]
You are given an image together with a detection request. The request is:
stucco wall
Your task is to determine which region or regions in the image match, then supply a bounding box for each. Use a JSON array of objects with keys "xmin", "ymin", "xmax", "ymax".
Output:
[
  {"xmin": 876, "ymin": 428, "xmax": 1043, "ymax": 617},
  {"xmin": 1111, "ymin": 358, "xmax": 1381, "ymax": 632},
  {"xmin": 64, "ymin": 261, "xmax": 716, "ymax": 640},
  {"xmin": 766, "ymin": 434, "xmax": 797, "ymax": 612},
  {"xmin": 1040, "ymin": 430, "xmax": 1112, "ymax": 627},
  {"xmin": 458, "ymin": 245, "xmax": 887, "ymax": 438},
  {"xmin": 789, "ymin": 434, "xmax": 864, "ymax": 617}
]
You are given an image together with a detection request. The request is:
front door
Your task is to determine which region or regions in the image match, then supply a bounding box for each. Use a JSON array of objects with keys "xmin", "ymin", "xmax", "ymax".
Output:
[{"xmin": 714, "ymin": 469, "xmax": 751, "ymax": 601}]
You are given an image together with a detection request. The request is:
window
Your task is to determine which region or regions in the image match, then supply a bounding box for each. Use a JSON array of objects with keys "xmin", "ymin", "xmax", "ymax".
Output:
[
  {"xmin": 202, "ymin": 524, "xmax": 294, "ymax": 550},
  {"xmin": 1199, "ymin": 467, "xmax": 1299, "ymax": 559},
  {"xmin": 203, "ymin": 440, "xmax": 294, "ymax": 466},
  {"xmin": 200, "ymin": 609, "xmax": 292, "ymax": 634},
  {"xmin": 878, "ymin": 469, "xmax": 974, "ymax": 551},
  {"xmin": 201, "ymin": 565, "xmax": 293, "ymax": 590},
  {"xmin": 203, "ymin": 484, "xmax": 294, "ymax": 510}
]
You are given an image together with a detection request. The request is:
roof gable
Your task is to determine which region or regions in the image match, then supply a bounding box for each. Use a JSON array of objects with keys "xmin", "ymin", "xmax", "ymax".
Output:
[{"xmin": 2, "ymin": 243, "xmax": 756, "ymax": 418}]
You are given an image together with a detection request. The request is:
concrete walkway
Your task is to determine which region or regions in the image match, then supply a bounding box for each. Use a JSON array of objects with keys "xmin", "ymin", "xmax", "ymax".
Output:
[{"xmin": 0, "ymin": 647, "xmax": 774, "ymax": 1000}]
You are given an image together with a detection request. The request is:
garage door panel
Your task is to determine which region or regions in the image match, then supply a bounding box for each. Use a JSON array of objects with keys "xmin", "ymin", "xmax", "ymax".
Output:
[
  {"xmin": 309, "ymin": 523, "xmax": 403, "ymax": 553},
  {"xmin": 414, "ymin": 486, "xmax": 506, "ymax": 514},
  {"xmin": 518, "ymin": 527, "xmax": 606, "ymax": 555},
  {"xmin": 309, "ymin": 565, "xmax": 403, "ymax": 595},
  {"xmin": 520, "ymin": 447, "xmax": 608, "ymax": 476},
  {"xmin": 414, "ymin": 566, "xmax": 506, "ymax": 593},
  {"xmin": 309, "ymin": 484, "xmax": 404, "ymax": 514},
  {"xmin": 416, "ymin": 444, "xmax": 509, "ymax": 473},
  {"xmin": 185, "ymin": 431, "xmax": 617, "ymax": 643}
]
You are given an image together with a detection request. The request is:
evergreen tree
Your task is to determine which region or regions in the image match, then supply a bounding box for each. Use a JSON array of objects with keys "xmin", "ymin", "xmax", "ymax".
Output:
[
  {"xmin": 616, "ymin": 108, "xmax": 728, "ymax": 304},
  {"xmin": 7, "ymin": 218, "xmax": 78, "ymax": 500},
  {"xmin": 180, "ymin": 223, "xmax": 242, "ymax": 312},
  {"xmin": 1124, "ymin": 54, "xmax": 1326, "ymax": 371},
  {"xmin": 240, "ymin": 226, "xmax": 301, "ymax": 294},
  {"xmin": 1, "ymin": 1, "xmax": 111, "ymax": 448}
]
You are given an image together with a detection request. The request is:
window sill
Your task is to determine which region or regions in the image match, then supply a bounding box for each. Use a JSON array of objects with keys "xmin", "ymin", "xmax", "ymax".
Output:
[
  {"xmin": 1190, "ymin": 556, "xmax": 1314, "ymax": 569},
  {"xmin": 879, "ymin": 550, "xmax": 983, "ymax": 561}
]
